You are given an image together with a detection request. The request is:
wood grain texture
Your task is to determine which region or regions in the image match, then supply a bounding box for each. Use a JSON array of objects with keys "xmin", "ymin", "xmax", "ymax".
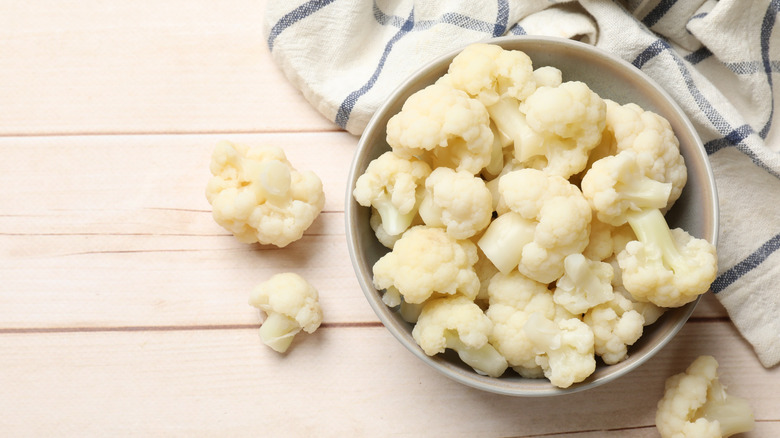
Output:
[
  {"xmin": 0, "ymin": 323, "xmax": 775, "ymax": 437},
  {"xmin": 0, "ymin": 1, "xmax": 776, "ymax": 436},
  {"xmin": 0, "ymin": 0, "xmax": 334, "ymax": 135}
]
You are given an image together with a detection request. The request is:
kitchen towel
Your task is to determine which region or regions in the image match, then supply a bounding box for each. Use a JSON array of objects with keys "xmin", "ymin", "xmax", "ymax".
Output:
[{"xmin": 264, "ymin": 0, "xmax": 780, "ymax": 368}]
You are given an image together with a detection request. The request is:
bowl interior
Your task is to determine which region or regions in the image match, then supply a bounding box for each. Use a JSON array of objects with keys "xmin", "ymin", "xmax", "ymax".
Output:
[{"xmin": 346, "ymin": 36, "xmax": 718, "ymax": 396}]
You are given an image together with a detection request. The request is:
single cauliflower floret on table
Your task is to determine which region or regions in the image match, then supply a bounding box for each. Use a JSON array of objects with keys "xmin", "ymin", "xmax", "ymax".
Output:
[
  {"xmin": 617, "ymin": 209, "xmax": 717, "ymax": 308},
  {"xmin": 479, "ymin": 168, "xmax": 591, "ymax": 284},
  {"xmin": 524, "ymin": 312, "xmax": 597, "ymax": 389},
  {"xmin": 486, "ymin": 270, "xmax": 556, "ymax": 378},
  {"xmin": 553, "ymin": 253, "xmax": 615, "ymax": 315},
  {"xmin": 656, "ymin": 355, "xmax": 754, "ymax": 438},
  {"xmin": 248, "ymin": 272, "xmax": 323, "ymax": 353},
  {"xmin": 385, "ymin": 82, "xmax": 494, "ymax": 174},
  {"xmin": 514, "ymin": 81, "xmax": 607, "ymax": 179},
  {"xmin": 205, "ymin": 141, "xmax": 325, "ymax": 247},
  {"xmin": 413, "ymin": 294, "xmax": 508, "ymax": 378},
  {"xmin": 372, "ymin": 226, "xmax": 480, "ymax": 304},
  {"xmin": 605, "ymin": 99, "xmax": 687, "ymax": 208},
  {"xmin": 583, "ymin": 290, "xmax": 644, "ymax": 365},
  {"xmin": 353, "ymin": 150, "xmax": 432, "ymax": 236},
  {"xmin": 581, "ymin": 149, "xmax": 674, "ymax": 226},
  {"xmin": 418, "ymin": 167, "xmax": 493, "ymax": 239}
]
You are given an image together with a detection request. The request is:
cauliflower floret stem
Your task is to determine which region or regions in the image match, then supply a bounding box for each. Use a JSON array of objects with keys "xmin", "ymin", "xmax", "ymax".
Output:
[
  {"xmin": 699, "ymin": 381, "xmax": 755, "ymax": 437},
  {"xmin": 627, "ymin": 209, "xmax": 689, "ymax": 274},
  {"xmin": 617, "ymin": 174, "xmax": 672, "ymax": 212},
  {"xmin": 258, "ymin": 312, "xmax": 301, "ymax": 353},
  {"xmin": 444, "ymin": 332, "xmax": 508, "ymax": 378},
  {"xmin": 487, "ymin": 98, "xmax": 544, "ymax": 161},
  {"xmin": 258, "ymin": 159, "xmax": 292, "ymax": 198},
  {"xmin": 477, "ymin": 212, "xmax": 536, "ymax": 273},
  {"xmin": 373, "ymin": 192, "xmax": 416, "ymax": 236}
]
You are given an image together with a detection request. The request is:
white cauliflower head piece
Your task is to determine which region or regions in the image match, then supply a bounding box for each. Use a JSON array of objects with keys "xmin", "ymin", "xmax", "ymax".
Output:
[
  {"xmin": 524, "ymin": 312, "xmax": 596, "ymax": 389},
  {"xmin": 553, "ymin": 253, "xmax": 615, "ymax": 315},
  {"xmin": 486, "ymin": 271, "xmax": 555, "ymax": 378},
  {"xmin": 446, "ymin": 43, "xmax": 536, "ymax": 106},
  {"xmin": 491, "ymin": 168, "xmax": 592, "ymax": 284},
  {"xmin": 583, "ymin": 290, "xmax": 644, "ymax": 365},
  {"xmin": 605, "ymin": 99, "xmax": 687, "ymax": 208},
  {"xmin": 353, "ymin": 151, "xmax": 432, "ymax": 236},
  {"xmin": 655, "ymin": 355, "xmax": 754, "ymax": 438},
  {"xmin": 372, "ymin": 226, "xmax": 480, "ymax": 304},
  {"xmin": 581, "ymin": 150, "xmax": 673, "ymax": 226},
  {"xmin": 206, "ymin": 141, "xmax": 325, "ymax": 247},
  {"xmin": 617, "ymin": 209, "xmax": 717, "ymax": 308},
  {"xmin": 412, "ymin": 294, "xmax": 508, "ymax": 378},
  {"xmin": 516, "ymin": 81, "xmax": 607, "ymax": 179},
  {"xmin": 418, "ymin": 167, "xmax": 493, "ymax": 239},
  {"xmin": 249, "ymin": 272, "xmax": 323, "ymax": 353},
  {"xmin": 386, "ymin": 82, "xmax": 494, "ymax": 174}
]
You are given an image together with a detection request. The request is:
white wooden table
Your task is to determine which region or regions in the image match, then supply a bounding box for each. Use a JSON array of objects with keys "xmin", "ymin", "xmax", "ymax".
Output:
[{"xmin": 1, "ymin": 2, "xmax": 777, "ymax": 436}]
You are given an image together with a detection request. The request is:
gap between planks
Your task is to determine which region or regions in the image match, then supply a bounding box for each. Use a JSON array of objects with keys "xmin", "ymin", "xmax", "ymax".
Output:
[
  {"xmin": 0, "ymin": 128, "xmax": 345, "ymax": 138},
  {"xmin": 0, "ymin": 321, "xmax": 383, "ymax": 335},
  {"xmin": 0, "ymin": 318, "xmax": 725, "ymax": 335}
]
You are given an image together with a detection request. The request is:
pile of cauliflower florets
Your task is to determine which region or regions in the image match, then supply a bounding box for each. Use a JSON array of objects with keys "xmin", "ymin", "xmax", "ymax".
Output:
[{"xmin": 353, "ymin": 43, "xmax": 718, "ymax": 388}]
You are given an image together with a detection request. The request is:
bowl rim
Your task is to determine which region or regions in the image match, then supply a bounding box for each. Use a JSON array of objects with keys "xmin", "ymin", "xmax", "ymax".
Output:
[{"xmin": 345, "ymin": 35, "xmax": 719, "ymax": 396}]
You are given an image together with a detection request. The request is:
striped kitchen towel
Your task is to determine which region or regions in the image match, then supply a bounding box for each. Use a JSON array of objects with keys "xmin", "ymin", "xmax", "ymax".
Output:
[{"xmin": 264, "ymin": 0, "xmax": 780, "ymax": 368}]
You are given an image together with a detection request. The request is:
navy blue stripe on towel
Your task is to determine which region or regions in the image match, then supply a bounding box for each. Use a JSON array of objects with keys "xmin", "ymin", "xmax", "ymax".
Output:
[
  {"xmin": 267, "ymin": 0, "xmax": 336, "ymax": 51},
  {"xmin": 711, "ymin": 233, "xmax": 780, "ymax": 294},
  {"xmin": 334, "ymin": 9, "xmax": 415, "ymax": 129}
]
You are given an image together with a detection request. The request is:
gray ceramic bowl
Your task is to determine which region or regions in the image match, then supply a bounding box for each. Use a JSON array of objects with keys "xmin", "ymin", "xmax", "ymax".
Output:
[{"xmin": 345, "ymin": 36, "xmax": 718, "ymax": 396}]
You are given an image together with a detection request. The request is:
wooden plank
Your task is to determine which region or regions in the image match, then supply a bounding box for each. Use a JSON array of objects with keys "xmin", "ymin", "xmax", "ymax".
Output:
[
  {"xmin": 0, "ymin": 321, "xmax": 774, "ymax": 437},
  {"xmin": 0, "ymin": 133, "xmax": 376, "ymax": 327},
  {"xmin": 0, "ymin": 0, "xmax": 336, "ymax": 136}
]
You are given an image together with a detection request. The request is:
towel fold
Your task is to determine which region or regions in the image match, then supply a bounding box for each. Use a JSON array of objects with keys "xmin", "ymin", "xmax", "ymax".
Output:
[{"xmin": 265, "ymin": 0, "xmax": 780, "ymax": 368}]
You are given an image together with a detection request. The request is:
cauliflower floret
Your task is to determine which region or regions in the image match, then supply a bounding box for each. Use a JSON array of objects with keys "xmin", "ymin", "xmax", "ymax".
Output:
[
  {"xmin": 413, "ymin": 295, "xmax": 508, "ymax": 377},
  {"xmin": 486, "ymin": 271, "xmax": 555, "ymax": 378},
  {"xmin": 353, "ymin": 151, "xmax": 432, "ymax": 236},
  {"xmin": 483, "ymin": 168, "xmax": 591, "ymax": 283},
  {"xmin": 418, "ymin": 167, "xmax": 493, "ymax": 239},
  {"xmin": 583, "ymin": 217, "xmax": 635, "ymax": 261},
  {"xmin": 372, "ymin": 226, "xmax": 480, "ymax": 304},
  {"xmin": 446, "ymin": 43, "xmax": 536, "ymax": 107},
  {"xmin": 617, "ymin": 209, "xmax": 717, "ymax": 308},
  {"xmin": 583, "ymin": 291, "xmax": 644, "ymax": 365},
  {"xmin": 581, "ymin": 150, "xmax": 673, "ymax": 226},
  {"xmin": 514, "ymin": 81, "xmax": 607, "ymax": 179},
  {"xmin": 609, "ymin": 257, "xmax": 666, "ymax": 325},
  {"xmin": 524, "ymin": 312, "xmax": 596, "ymax": 389},
  {"xmin": 205, "ymin": 141, "xmax": 325, "ymax": 247},
  {"xmin": 445, "ymin": 43, "xmax": 538, "ymax": 164},
  {"xmin": 248, "ymin": 272, "xmax": 323, "ymax": 353},
  {"xmin": 553, "ymin": 253, "xmax": 614, "ymax": 315},
  {"xmin": 531, "ymin": 66, "xmax": 563, "ymax": 89},
  {"xmin": 605, "ymin": 99, "xmax": 687, "ymax": 208},
  {"xmin": 386, "ymin": 82, "xmax": 494, "ymax": 174},
  {"xmin": 656, "ymin": 355, "xmax": 754, "ymax": 438}
]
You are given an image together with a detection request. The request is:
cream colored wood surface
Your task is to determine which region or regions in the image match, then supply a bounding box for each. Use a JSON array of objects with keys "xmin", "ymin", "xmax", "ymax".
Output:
[{"xmin": 1, "ymin": 1, "xmax": 777, "ymax": 437}]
